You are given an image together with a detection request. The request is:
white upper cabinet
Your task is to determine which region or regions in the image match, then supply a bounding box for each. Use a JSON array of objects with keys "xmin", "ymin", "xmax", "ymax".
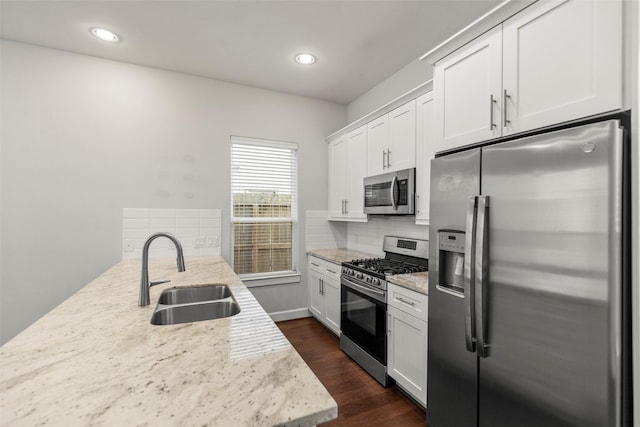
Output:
[
  {"xmin": 346, "ymin": 126, "xmax": 367, "ymax": 220},
  {"xmin": 367, "ymin": 100, "xmax": 416, "ymax": 176},
  {"xmin": 388, "ymin": 100, "xmax": 417, "ymax": 172},
  {"xmin": 501, "ymin": 0, "xmax": 622, "ymax": 134},
  {"xmin": 433, "ymin": 0, "xmax": 622, "ymax": 153},
  {"xmin": 415, "ymin": 91, "xmax": 434, "ymax": 225},
  {"xmin": 328, "ymin": 127, "xmax": 367, "ymax": 222},
  {"xmin": 433, "ymin": 26, "xmax": 502, "ymax": 153},
  {"xmin": 367, "ymin": 115, "xmax": 389, "ymax": 177},
  {"xmin": 328, "ymin": 136, "xmax": 348, "ymax": 219}
]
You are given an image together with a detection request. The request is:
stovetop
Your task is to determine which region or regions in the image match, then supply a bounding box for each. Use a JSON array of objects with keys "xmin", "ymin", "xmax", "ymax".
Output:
[
  {"xmin": 344, "ymin": 258, "xmax": 428, "ymax": 278},
  {"xmin": 341, "ymin": 236, "xmax": 429, "ymax": 290}
]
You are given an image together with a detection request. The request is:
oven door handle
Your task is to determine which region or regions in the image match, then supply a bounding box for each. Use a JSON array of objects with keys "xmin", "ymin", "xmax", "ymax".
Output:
[
  {"xmin": 342, "ymin": 277, "xmax": 385, "ymax": 300},
  {"xmin": 390, "ymin": 175, "xmax": 398, "ymax": 210}
]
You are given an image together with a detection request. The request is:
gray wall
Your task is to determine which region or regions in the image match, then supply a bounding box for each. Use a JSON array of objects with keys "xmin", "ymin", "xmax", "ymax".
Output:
[
  {"xmin": 0, "ymin": 40, "xmax": 346, "ymax": 344},
  {"xmin": 347, "ymin": 59, "xmax": 432, "ymax": 123}
]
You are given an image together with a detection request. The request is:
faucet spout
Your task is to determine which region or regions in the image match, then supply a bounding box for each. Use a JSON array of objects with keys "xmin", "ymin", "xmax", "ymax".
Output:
[{"xmin": 139, "ymin": 232, "xmax": 186, "ymax": 306}]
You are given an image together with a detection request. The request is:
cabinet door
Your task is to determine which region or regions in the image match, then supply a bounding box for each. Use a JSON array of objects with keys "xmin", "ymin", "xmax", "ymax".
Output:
[
  {"xmin": 388, "ymin": 306, "xmax": 427, "ymax": 406},
  {"xmin": 415, "ymin": 92, "xmax": 434, "ymax": 225},
  {"xmin": 346, "ymin": 126, "xmax": 367, "ymax": 219},
  {"xmin": 308, "ymin": 272, "xmax": 324, "ymax": 319},
  {"xmin": 502, "ymin": 0, "xmax": 622, "ymax": 135},
  {"xmin": 388, "ymin": 100, "xmax": 416, "ymax": 172},
  {"xmin": 328, "ymin": 137, "xmax": 348, "ymax": 218},
  {"xmin": 322, "ymin": 276, "xmax": 341, "ymax": 335},
  {"xmin": 433, "ymin": 26, "xmax": 502, "ymax": 153},
  {"xmin": 367, "ymin": 115, "xmax": 389, "ymax": 176}
]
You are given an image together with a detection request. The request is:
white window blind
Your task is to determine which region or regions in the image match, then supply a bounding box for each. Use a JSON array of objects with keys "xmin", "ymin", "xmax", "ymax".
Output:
[{"xmin": 231, "ymin": 137, "xmax": 298, "ymax": 277}]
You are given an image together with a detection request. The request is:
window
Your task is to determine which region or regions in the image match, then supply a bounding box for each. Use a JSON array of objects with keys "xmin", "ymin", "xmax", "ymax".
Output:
[{"xmin": 231, "ymin": 137, "xmax": 298, "ymax": 278}]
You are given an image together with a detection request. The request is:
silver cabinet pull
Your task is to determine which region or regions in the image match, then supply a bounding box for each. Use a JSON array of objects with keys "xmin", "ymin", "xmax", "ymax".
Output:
[
  {"xmin": 327, "ymin": 268, "xmax": 337, "ymax": 274},
  {"xmin": 489, "ymin": 94, "xmax": 497, "ymax": 130},
  {"xmin": 386, "ymin": 149, "xmax": 391, "ymax": 168},
  {"xmin": 464, "ymin": 196, "xmax": 478, "ymax": 353},
  {"xmin": 416, "ymin": 194, "xmax": 420, "ymax": 213},
  {"xmin": 344, "ymin": 199, "xmax": 348, "ymax": 214},
  {"xmin": 396, "ymin": 296, "xmax": 415, "ymax": 306},
  {"xmin": 475, "ymin": 195, "xmax": 490, "ymax": 358},
  {"xmin": 503, "ymin": 89, "xmax": 511, "ymax": 128},
  {"xmin": 382, "ymin": 150, "xmax": 387, "ymax": 169},
  {"xmin": 311, "ymin": 262, "xmax": 320, "ymax": 267}
]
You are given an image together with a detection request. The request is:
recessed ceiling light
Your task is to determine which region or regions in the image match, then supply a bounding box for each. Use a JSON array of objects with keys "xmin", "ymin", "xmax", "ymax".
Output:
[
  {"xmin": 90, "ymin": 27, "xmax": 119, "ymax": 43},
  {"xmin": 295, "ymin": 53, "xmax": 316, "ymax": 65}
]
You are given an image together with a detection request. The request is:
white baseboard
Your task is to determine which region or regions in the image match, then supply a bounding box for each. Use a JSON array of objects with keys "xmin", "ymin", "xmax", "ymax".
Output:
[{"xmin": 269, "ymin": 308, "xmax": 312, "ymax": 323}]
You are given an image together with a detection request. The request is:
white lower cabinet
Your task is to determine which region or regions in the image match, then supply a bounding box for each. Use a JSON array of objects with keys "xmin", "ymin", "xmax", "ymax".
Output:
[
  {"xmin": 387, "ymin": 283, "xmax": 427, "ymax": 407},
  {"xmin": 308, "ymin": 256, "xmax": 341, "ymax": 335}
]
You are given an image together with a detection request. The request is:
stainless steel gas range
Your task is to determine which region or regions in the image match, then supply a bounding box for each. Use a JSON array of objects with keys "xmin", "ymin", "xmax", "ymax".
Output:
[{"xmin": 340, "ymin": 236, "xmax": 429, "ymax": 386}]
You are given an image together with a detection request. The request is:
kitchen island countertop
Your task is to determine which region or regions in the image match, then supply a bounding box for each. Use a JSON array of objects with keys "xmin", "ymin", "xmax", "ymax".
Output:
[{"xmin": 0, "ymin": 256, "xmax": 337, "ymax": 426}]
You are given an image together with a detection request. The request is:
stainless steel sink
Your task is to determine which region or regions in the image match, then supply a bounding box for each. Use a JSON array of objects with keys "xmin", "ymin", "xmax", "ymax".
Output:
[
  {"xmin": 158, "ymin": 284, "xmax": 232, "ymax": 305},
  {"xmin": 151, "ymin": 300, "xmax": 240, "ymax": 325},
  {"xmin": 151, "ymin": 284, "xmax": 240, "ymax": 325}
]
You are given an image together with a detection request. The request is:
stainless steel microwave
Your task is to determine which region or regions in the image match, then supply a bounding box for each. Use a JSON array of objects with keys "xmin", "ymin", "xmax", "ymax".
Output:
[{"xmin": 363, "ymin": 168, "xmax": 415, "ymax": 215}]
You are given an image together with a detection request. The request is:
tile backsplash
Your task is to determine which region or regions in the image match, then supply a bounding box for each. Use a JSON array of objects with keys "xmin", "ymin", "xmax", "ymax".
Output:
[
  {"xmin": 348, "ymin": 216, "xmax": 429, "ymax": 256},
  {"xmin": 122, "ymin": 208, "xmax": 222, "ymax": 259},
  {"xmin": 305, "ymin": 210, "xmax": 428, "ymax": 257},
  {"xmin": 305, "ymin": 210, "xmax": 347, "ymax": 250}
]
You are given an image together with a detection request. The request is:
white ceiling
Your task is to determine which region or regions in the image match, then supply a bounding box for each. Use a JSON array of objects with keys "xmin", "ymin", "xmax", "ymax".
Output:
[{"xmin": 0, "ymin": 0, "xmax": 502, "ymax": 105}]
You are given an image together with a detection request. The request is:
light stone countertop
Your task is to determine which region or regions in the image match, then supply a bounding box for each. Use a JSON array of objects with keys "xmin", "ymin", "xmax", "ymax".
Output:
[
  {"xmin": 0, "ymin": 256, "xmax": 337, "ymax": 426},
  {"xmin": 386, "ymin": 272, "xmax": 429, "ymax": 295},
  {"xmin": 306, "ymin": 248, "xmax": 378, "ymax": 265}
]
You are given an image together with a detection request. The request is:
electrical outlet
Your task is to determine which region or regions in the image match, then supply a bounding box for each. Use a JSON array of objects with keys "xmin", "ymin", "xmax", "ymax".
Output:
[
  {"xmin": 195, "ymin": 237, "xmax": 206, "ymax": 248},
  {"xmin": 124, "ymin": 240, "xmax": 135, "ymax": 252},
  {"xmin": 206, "ymin": 236, "xmax": 220, "ymax": 247}
]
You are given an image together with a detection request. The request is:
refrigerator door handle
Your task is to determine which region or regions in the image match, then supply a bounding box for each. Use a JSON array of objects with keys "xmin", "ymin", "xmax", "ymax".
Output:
[
  {"xmin": 475, "ymin": 195, "xmax": 490, "ymax": 357},
  {"xmin": 464, "ymin": 196, "xmax": 478, "ymax": 352}
]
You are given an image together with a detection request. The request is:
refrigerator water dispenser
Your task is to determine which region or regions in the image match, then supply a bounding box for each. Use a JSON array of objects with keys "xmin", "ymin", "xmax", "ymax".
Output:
[{"xmin": 438, "ymin": 231, "xmax": 465, "ymax": 293}]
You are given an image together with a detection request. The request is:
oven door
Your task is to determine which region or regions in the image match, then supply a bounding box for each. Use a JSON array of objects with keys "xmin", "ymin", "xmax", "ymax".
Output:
[{"xmin": 340, "ymin": 276, "xmax": 387, "ymax": 364}]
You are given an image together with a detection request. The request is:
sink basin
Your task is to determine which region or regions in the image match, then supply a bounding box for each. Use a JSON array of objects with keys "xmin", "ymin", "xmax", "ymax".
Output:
[
  {"xmin": 158, "ymin": 284, "xmax": 232, "ymax": 305},
  {"xmin": 151, "ymin": 300, "xmax": 241, "ymax": 325}
]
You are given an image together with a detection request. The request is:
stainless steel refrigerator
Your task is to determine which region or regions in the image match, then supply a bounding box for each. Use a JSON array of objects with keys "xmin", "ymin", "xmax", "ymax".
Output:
[{"xmin": 427, "ymin": 119, "xmax": 632, "ymax": 427}]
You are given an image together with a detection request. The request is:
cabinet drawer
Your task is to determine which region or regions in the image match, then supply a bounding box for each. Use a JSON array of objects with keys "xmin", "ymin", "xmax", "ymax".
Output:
[
  {"xmin": 308, "ymin": 256, "xmax": 341, "ymax": 280},
  {"xmin": 308, "ymin": 256, "xmax": 324, "ymax": 273},
  {"xmin": 388, "ymin": 283, "xmax": 428, "ymax": 322},
  {"xmin": 322, "ymin": 262, "xmax": 341, "ymax": 281}
]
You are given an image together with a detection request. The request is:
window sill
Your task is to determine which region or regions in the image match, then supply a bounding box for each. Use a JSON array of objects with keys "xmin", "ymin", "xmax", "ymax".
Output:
[{"xmin": 241, "ymin": 273, "xmax": 301, "ymax": 288}]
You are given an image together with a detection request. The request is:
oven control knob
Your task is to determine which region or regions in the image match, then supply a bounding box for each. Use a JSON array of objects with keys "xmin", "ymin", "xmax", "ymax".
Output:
[
  {"xmin": 372, "ymin": 278, "xmax": 380, "ymax": 286},
  {"xmin": 365, "ymin": 276, "xmax": 371, "ymax": 283},
  {"xmin": 356, "ymin": 272, "xmax": 364, "ymax": 280},
  {"xmin": 348, "ymin": 269, "xmax": 355, "ymax": 276}
]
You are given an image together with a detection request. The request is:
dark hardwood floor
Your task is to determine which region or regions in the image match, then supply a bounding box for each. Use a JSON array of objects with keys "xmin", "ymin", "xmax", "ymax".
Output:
[{"xmin": 277, "ymin": 317, "xmax": 427, "ymax": 427}]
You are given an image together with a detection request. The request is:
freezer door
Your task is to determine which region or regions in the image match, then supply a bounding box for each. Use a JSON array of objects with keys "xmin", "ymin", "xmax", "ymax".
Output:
[
  {"xmin": 427, "ymin": 148, "xmax": 480, "ymax": 427},
  {"xmin": 478, "ymin": 120, "xmax": 624, "ymax": 427}
]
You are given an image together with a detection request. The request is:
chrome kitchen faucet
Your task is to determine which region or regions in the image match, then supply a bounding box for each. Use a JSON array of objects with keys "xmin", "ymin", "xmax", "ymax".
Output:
[{"xmin": 139, "ymin": 232, "xmax": 186, "ymax": 306}]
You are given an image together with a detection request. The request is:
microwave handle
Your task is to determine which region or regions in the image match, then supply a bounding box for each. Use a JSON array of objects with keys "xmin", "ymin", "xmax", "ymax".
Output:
[{"xmin": 390, "ymin": 175, "xmax": 398, "ymax": 210}]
